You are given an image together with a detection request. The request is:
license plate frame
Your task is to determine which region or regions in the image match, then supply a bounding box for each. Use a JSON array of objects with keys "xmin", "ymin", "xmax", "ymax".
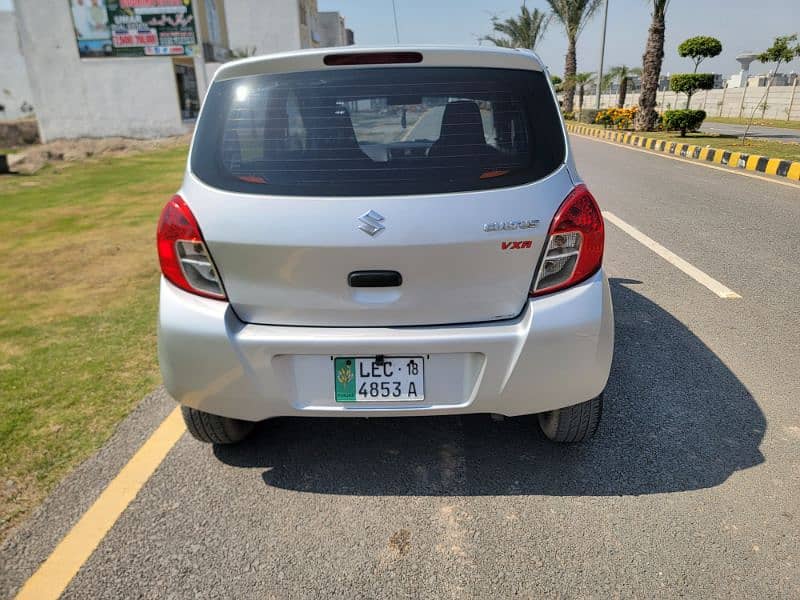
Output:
[{"xmin": 334, "ymin": 356, "xmax": 425, "ymax": 402}]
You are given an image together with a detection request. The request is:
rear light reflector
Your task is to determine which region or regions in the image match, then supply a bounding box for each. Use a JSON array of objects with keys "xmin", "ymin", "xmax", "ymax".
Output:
[
  {"xmin": 323, "ymin": 52, "xmax": 423, "ymax": 66},
  {"xmin": 157, "ymin": 195, "xmax": 226, "ymax": 300},
  {"xmin": 531, "ymin": 184, "xmax": 604, "ymax": 296}
]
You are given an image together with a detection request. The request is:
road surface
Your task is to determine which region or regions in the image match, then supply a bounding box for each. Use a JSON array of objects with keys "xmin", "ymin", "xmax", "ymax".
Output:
[
  {"xmin": 2, "ymin": 136, "xmax": 799, "ymax": 599},
  {"xmin": 701, "ymin": 120, "xmax": 800, "ymax": 142}
]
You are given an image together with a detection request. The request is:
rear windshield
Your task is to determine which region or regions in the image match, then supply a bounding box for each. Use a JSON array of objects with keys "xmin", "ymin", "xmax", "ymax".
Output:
[{"xmin": 191, "ymin": 67, "xmax": 565, "ymax": 196}]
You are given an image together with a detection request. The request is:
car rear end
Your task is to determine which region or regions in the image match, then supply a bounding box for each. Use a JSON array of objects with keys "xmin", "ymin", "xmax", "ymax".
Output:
[{"xmin": 157, "ymin": 46, "xmax": 613, "ymax": 442}]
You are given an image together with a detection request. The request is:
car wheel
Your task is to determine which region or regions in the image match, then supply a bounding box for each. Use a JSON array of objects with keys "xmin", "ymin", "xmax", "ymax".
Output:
[
  {"xmin": 181, "ymin": 406, "xmax": 255, "ymax": 444},
  {"xmin": 538, "ymin": 393, "xmax": 603, "ymax": 443}
]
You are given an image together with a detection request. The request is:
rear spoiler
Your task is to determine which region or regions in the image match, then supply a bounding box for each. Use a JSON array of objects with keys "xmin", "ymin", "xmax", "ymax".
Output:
[{"xmin": 212, "ymin": 46, "xmax": 544, "ymax": 83}]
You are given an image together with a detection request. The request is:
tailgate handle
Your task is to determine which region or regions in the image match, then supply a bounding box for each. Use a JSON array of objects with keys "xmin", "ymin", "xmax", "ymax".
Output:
[{"xmin": 348, "ymin": 270, "xmax": 402, "ymax": 288}]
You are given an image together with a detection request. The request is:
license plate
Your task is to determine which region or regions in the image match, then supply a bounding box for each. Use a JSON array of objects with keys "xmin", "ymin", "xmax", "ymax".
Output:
[{"xmin": 334, "ymin": 356, "xmax": 424, "ymax": 402}]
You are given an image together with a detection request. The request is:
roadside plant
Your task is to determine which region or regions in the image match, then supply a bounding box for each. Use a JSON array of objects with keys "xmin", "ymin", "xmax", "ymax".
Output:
[
  {"xmin": 484, "ymin": 5, "xmax": 551, "ymax": 51},
  {"xmin": 662, "ymin": 109, "xmax": 706, "ymax": 136},
  {"xmin": 551, "ymin": 74, "xmax": 563, "ymax": 91},
  {"xmin": 607, "ymin": 65, "xmax": 642, "ymax": 107},
  {"xmin": 670, "ymin": 73, "xmax": 714, "ymax": 108},
  {"xmin": 545, "ymin": 0, "xmax": 603, "ymax": 114},
  {"xmin": 743, "ymin": 34, "xmax": 800, "ymax": 140},
  {"xmin": 596, "ymin": 107, "xmax": 638, "ymax": 129},
  {"xmin": 677, "ymin": 36, "xmax": 722, "ymax": 73},
  {"xmin": 635, "ymin": 0, "xmax": 669, "ymax": 131}
]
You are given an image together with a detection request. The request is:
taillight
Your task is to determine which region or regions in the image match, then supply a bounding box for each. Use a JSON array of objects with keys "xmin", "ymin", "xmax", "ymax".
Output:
[
  {"xmin": 157, "ymin": 195, "xmax": 226, "ymax": 300},
  {"xmin": 531, "ymin": 184, "xmax": 604, "ymax": 296}
]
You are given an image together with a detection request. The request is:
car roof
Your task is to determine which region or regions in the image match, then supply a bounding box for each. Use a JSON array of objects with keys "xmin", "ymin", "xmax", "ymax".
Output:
[{"xmin": 212, "ymin": 45, "xmax": 546, "ymax": 83}]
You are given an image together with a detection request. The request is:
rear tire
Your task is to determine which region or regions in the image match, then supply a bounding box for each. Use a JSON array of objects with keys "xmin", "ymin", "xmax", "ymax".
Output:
[
  {"xmin": 538, "ymin": 394, "xmax": 603, "ymax": 443},
  {"xmin": 181, "ymin": 406, "xmax": 255, "ymax": 444}
]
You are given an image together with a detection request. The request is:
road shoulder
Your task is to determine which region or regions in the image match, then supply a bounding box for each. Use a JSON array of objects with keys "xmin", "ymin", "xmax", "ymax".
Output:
[
  {"xmin": 0, "ymin": 388, "xmax": 176, "ymax": 599},
  {"xmin": 566, "ymin": 122, "xmax": 800, "ymax": 183}
]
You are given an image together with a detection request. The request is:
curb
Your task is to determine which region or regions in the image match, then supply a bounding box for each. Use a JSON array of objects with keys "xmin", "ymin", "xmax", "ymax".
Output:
[{"xmin": 566, "ymin": 123, "xmax": 800, "ymax": 182}]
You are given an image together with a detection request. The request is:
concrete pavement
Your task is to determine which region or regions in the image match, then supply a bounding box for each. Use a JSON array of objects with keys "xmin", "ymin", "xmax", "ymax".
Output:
[{"xmin": 2, "ymin": 136, "xmax": 799, "ymax": 598}]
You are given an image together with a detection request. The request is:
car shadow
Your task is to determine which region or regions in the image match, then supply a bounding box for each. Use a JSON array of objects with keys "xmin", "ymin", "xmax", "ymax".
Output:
[{"xmin": 214, "ymin": 278, "xmax": 765, "ymax": 496}]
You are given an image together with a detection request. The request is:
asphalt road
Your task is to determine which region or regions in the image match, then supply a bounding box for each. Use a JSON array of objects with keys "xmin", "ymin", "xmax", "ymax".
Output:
[
  {"xmin": 701, "ymin": 120, "xmax": 800, "ymax": 142},
  {"xmin": 2, "ymin": 136, "xmax": 799, "ymax": 599}
]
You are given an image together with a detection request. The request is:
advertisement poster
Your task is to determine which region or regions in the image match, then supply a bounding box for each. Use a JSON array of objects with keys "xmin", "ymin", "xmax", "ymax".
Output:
[{"xmin": 69, "ymin": 0, "xmax": 197, "ymax": 58}]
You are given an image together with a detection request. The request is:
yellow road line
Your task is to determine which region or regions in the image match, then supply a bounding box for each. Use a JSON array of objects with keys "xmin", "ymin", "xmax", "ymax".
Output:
[
  {"xmin": 570, "ymin": 132, "xmax": 800, "ymax": 191},
  {"xmin": 603, "ymin": 211, "xmax": 742, "ymax": 299},
  {"xmin": 15, "ymin": 407, "xmax": 184, "ymax": 600}
]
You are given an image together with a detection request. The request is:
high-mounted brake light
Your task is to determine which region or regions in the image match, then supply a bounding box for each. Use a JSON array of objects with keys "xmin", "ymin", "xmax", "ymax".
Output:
[
  {"xmin": 531, "ymin": 184, "xmax": 604, "ymax": 296},
  {"xmin": 157, "ymin": 195, "xmax": 226, "ymax": 300},
  {"xmin": 323, "ymin": 52, "xmax": 423, "ymax": 66}
]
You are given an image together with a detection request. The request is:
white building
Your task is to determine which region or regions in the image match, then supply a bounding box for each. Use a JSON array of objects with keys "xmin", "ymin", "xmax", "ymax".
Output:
[
  {"xmin": 317, "ymin": 11, "xmax": 347, "ymax": 48},
  {"xmin": 5, "ymin": 0, "xmax": 353, "ymax": 141},
  {"xmin": 224, "ymin": 0, "xmax": 322, "ymax": 56},
  {"xmin": 0, "ymin": 10, "xmax": 34, "ymax": 120}
]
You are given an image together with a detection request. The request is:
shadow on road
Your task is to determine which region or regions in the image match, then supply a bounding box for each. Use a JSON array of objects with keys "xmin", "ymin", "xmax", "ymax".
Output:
[{"xmin": 215, "ymin": 278, "xmax": 765, "ymax": 496}]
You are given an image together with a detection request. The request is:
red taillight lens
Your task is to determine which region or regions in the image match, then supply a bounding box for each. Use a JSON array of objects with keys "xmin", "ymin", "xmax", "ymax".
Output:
[
  {"xmin": 531, "ymin": 184, "xmax": 604, "ymax": 296},
  {"xmin": 157, "ymin": 195, "xmax": 226, "ymax": 300}
]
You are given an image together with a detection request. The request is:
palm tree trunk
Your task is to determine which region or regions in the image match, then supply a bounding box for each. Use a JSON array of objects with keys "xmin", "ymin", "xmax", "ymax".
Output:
[
  {"xmin": 635, "ymin": 5, "xmax": 666, "ymax": 131},
  {"xmin": 578, "ymin": 84, "xmax": 585, "ymax": 119},
  {"xmin": 563, "ymin": 35, "xmax": 578, "ymax": 113},
  {"xmin": 617, "ymin": 77, "xmax": 628, "ymax": 108}
]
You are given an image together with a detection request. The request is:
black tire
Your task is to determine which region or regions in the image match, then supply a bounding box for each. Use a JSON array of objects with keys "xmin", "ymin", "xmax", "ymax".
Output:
[
  {"xmin": 181, "ymin": 406, "xmax": 255, "ymax": 444},
  {"xmin": 538, "ymin": 393, "xmax": 603, "ymax": 443}
]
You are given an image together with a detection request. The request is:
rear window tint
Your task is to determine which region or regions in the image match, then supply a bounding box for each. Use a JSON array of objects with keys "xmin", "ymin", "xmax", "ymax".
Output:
[{"xmin": 191, "ymin": 67, "xmax": 565, "ymax": 196}]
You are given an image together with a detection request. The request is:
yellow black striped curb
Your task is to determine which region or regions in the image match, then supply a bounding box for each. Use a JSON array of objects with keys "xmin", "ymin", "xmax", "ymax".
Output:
[{"xmin": 566, "ymin": 123, "xmax": 800, "ymax": 182}]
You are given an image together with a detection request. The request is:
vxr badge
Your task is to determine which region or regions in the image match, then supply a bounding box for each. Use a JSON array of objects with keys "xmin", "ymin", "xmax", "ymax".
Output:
[{"xmin": 501, "ymin": 240, "xmax": 533, "ymax": 250}]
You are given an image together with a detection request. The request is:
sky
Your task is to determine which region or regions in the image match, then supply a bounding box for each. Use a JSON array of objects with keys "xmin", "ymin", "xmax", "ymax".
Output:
[
  {"xmin": 318, "ymin": 0, "xmax": 800, "ymax": 77},
  {"xmin": 2, "ymin": 0, "xmax": 796, "ymax": 76}
]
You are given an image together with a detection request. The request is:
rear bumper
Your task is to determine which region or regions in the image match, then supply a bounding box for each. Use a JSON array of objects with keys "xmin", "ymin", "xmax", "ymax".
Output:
[{"xmin": 158, "ymin": 270, "xmax": 613, "ymax": 420}]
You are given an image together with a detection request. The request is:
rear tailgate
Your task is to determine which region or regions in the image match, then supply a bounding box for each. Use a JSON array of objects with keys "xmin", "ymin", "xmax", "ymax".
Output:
[
  {"xmin": 183, "ymin": 168, "xmax": 573, "ymax": 326},
  {"xmin": 186, "ymin": 54, "xmax": 570, "ymax": 327}
]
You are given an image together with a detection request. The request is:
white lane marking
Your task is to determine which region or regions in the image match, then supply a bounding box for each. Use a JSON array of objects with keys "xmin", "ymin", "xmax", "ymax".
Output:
[
  {"xmin": 603, "ymin": 211, "xmax": 742, "ymax": 299},
  {"xmin": 571, "ymin": 132, "xmax": 800, "ymax": 191}
]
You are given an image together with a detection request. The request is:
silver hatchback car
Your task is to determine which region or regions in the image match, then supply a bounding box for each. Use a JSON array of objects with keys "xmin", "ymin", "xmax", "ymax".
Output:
[{"xmin": 157, "ymin": 46, "xmax": 613, "ymax": 445}]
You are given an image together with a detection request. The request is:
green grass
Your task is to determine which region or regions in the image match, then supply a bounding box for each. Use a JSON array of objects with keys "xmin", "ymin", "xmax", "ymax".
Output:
[
  {"xmin": 573, "ymin": 122, "xmax": 800, "ymax": 163},
  {"xmin": 0, "ymin": 146, "xmax": 187, "ymax": 538},
  {"xmin": 704, "ymin": 116, "xmax": 800, "ymax": 131}
]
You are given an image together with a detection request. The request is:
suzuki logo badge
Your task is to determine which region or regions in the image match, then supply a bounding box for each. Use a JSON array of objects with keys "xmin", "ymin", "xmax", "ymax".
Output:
[{"xmin": 358, "ymin": 210, "xmax": 385, "ymax": 236}]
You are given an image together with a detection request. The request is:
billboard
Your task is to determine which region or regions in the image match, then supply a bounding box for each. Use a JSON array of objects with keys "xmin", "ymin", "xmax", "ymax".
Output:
[{"xmin": 69, "ymin": 0, "xmax": 197, "ymax": 58}]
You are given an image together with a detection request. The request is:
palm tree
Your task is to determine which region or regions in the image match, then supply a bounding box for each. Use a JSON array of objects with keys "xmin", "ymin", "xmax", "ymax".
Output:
[
  {"xmin": 571, "ymin": 72, "xmax": 595, "ymax": 120},
  {"xmin": 607, "ymin": 65, "xmax": 642, "ymax": 107},
  {"xmin": 635, "ymin": 0, "xmax": 669, "ymax": 130},
  {"xmin": 545, "ymin": 0, "xmax": 602, "ymax": 113},
  {"xmin": 485, "ymin": 5, "xmax": 551, "ymax": 51}
]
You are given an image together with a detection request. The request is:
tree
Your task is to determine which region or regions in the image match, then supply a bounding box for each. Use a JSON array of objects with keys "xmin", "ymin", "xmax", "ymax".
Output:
[
  {"xmin": 570, "ymin": 72, "xmax": 595, "ymax": 120},
  {"xmin": 550, "ymin": 74, "xmax": 563, "ymax": 92},
  {"xmin": 677, "ymin": 36, "xmax": 722, "ymax": 73},
  {"xmin": 545, "ymin": 0, "xmax": 602, "ymax": 113},
  {"xmin": 743, "ymin": 34, "xmax": 800, "ymax": 140},
  {"xmin": 600, "ymin": 72, "xmax": 615, "ymax": 94},
  {"xmin": 485, "ymin": 5, "xmax": 550, "ymax": 51},
  {"xmin": 670, "ymin": 73, "xmax": 714, "ymax": 108},
  {"xmin": 607, "ymin": 65, "xmax": 642, "ymax": 107},
  {"xmin": 635, "ymin": 0, "xmax": 669, "ymax": 131}
]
